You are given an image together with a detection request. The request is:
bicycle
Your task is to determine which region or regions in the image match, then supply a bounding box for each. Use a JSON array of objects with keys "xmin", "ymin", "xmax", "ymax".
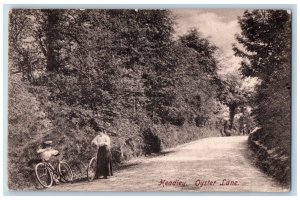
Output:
[
  {"xmin": 87, "ymin": 156, "xmax": 97, "ymax": 182},
  {"xmin": 35, "ymin": 159, "xmax": 74, "ymax": 188}
]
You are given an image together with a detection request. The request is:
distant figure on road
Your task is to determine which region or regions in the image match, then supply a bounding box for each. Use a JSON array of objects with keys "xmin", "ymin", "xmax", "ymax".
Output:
[
  {"xmin": 221, "ymin": 120, "xmax": 232, "ymax": 137},
  {"xmin": 91, "ymin": 128, "xmax": 113, "ymax": 179}
]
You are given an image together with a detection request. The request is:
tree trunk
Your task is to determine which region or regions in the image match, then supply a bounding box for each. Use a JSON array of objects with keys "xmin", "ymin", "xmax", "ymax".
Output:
[
  {"xmin": 228, "ymin": 104, "xmax": 237, "ymax": 130},
  {"xmin": 42, "ymin": 10, "xmax": 60, "ymax": 72}
]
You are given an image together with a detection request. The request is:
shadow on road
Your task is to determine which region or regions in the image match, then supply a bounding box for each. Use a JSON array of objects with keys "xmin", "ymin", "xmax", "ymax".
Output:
[
  {"xmin": 69, "ymin": 162, "xmax": 141, "ymax": 185},
  {"xmin": 115, "ymin": 162, "xmax": 140, "ymax": 171},
  {"xmin": 158, "ymin": 150, "xmax": 176, "ymax": 156},
  {"xmin": 146, "ymin": 150, "xmax": 176, "ymax": 157}
]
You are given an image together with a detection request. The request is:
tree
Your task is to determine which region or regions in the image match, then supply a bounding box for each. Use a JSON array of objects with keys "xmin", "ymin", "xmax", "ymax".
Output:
[
  {"xmin": 233, "ymin": 10, "xmax": 291, "ymax": 81},
  {"xmin": 215, "ymin": 74, "xmax": 249, "ymax": 130},
  {"xmin": 9, "ymin": 10, "xmax": 29, "ymax": 62},
  {"xmin": 234, "ymin": 9, "xmax": 291, "ymax": 185},
  {"xmin": 9, "ymin": 9, "xmax": 40, "ymax": 81},
  {"xmin": 179, "ymin": 29, "xmax": 218, "ymax": 75},
  {"xmin": 40, "ymin": 10, "xmax": 64, "ymax": 71},
  {"xmin": 176, "ymin": 29, "xmax": 220, "ymax": 125},
  {"xmin": 136, "ymin": 10, "xmax": 182, "ymax": 124},
  {"xmin": 234, "ymin": 9, "xmax": 291, "ymax": 142}
]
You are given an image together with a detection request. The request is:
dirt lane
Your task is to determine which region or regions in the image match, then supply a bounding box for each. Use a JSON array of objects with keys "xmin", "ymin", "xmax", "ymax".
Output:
[{"xmin": 47, "ymin": 136, "xmax": 288, "ymax": 192}]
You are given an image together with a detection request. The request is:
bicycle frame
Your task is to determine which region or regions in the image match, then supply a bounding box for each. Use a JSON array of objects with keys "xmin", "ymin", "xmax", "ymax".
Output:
[{"xmin": 43, "ymin": 161, "xmax": 61, "ymax": 178}]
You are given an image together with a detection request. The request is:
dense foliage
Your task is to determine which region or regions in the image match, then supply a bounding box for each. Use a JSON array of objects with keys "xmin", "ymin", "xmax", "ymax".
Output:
[{"xmin": 234, "ymin": 10, "xmax": 291, "ymax": 186}]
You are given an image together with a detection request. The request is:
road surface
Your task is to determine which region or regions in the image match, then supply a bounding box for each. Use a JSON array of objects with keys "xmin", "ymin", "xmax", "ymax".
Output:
[{"xmin": 47, "ymin": 136, "xmax": 288, "ymax": 192}]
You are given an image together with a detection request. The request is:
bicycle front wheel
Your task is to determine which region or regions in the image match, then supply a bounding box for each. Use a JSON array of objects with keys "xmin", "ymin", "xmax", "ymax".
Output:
[
  {"xmin": 35, "ymin": 163, "xmax": 53, "ymax": 188},
  {"xmin": 58, "ymin": 161, "xmax": 74, "ymax": 183},
  {"xmin": 87, "ymin": 157, "xmax": 97, "ymax": 182}
]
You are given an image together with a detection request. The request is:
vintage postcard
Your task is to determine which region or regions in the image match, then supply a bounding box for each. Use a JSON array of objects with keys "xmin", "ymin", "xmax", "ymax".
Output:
[{"xmin": 7, "ymin": 7, "xmax": 292, "ymax": 192}]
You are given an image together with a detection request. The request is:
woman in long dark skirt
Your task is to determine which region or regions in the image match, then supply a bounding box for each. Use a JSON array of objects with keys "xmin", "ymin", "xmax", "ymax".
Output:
[{"xmin": 92, "ymin": 129, "xmax": 113, "ymax": 179}]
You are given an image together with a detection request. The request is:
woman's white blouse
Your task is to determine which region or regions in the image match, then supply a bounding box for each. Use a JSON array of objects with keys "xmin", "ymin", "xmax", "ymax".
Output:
[
  {"xmin": 37, "ymin": 148, "xmax": 59, "ymax": 161},
  {"xmin": 91, "ymin": 134, "xmax": 111, "ymax": 148}
]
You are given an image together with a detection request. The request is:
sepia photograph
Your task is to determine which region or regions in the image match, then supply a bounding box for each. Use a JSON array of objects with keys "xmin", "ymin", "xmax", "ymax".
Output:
[{"xmin": 7, "ymin": 7, "xmax": 292, "ymax": 192}]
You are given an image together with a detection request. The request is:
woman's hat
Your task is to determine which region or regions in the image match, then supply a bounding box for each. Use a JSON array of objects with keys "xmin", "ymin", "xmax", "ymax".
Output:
[{"xmin": 43, "ymin": 140, "xmax": 53, "ymax": 145}]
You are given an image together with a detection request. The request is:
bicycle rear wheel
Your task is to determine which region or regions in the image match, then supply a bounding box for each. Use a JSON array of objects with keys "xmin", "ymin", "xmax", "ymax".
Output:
[
  {"xmin": 35, "ymin": 163, "xmax": 53, "ymax": 188},
  {"xmin": 87, "ymin": 157, "xmax": 97, "ymax": 182},
  {"xmin": 58, "ymin": 161, "xmax": 74, "ymax": 182}
]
